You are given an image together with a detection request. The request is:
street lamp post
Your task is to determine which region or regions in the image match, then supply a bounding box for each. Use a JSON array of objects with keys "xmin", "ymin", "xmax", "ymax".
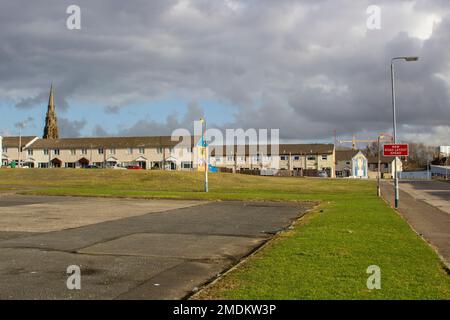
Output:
[
  {"xmin": 200, "ymin": 118, "xmax": 208, "ymax": 192},
  {"xmin": 18, "ymin": 126, "xmax": 22, "ymax": 168},
  {"xmin": 391, "ymin": 56, "xmax": 418, "ymax": 209},
  {"xmin": 16, "ymin": 121, "xmax": 27, "ymax": 169},
  {"xmin": 377, "ymin": 135, "xmax": 381, "ymax": 197}
]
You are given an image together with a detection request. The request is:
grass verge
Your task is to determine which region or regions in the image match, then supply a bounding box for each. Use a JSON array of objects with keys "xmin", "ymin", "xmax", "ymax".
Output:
[{"xmin": 1, "ymin": 168, "xmax": 449, "ymax": 299}]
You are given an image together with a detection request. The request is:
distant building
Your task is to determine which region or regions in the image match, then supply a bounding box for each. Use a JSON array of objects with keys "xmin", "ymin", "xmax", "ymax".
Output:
[
  {"xmin": 1, "ymin": 136, "xmax": 39, "ymax": 167},
  {"xmin": 335, "ymin": 150, "xmax": 368, "ymax": 178},
  {"xmin": 366, "ymin": 155, "xmax": 403, "ymax": 179},
  {"xmin": 210, "ymin": 144, "xmax": 336, "ymax": 177},
  {"xmin": 1, "ymin": 135, "xmax": 336, "ymax": 175},
  {"xmin": 14, "ymin": 136, "xmax": 196, "ymax": 170},
  {"xmin": 439, "ymin": 146, "xmax": 450, "ymax": 157}
]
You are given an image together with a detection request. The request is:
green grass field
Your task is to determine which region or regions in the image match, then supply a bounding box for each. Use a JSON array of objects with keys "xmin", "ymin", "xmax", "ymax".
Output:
[{"xmin": 1, "ymin": 168, "xmax": 449, "ymax": 299}]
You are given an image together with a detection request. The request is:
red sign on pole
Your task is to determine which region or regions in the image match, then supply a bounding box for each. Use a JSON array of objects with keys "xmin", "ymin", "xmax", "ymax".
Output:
[{"xmin": 383, "ymin": 144, "xmax": 409, "ymax": 157}]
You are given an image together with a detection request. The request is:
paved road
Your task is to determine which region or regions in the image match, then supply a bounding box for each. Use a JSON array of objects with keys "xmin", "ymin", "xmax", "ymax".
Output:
[
  {"xmin": 0, "ymin": 195, "xmax": 309, "ymax": 299},
  {"xmin": 381, "ymin": 180, "xmax": 450, "ymax": 266}
]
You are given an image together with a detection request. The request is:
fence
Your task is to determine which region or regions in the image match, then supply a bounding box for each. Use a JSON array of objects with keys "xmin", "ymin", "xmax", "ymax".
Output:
[{"xmin": 399, "ymin": 171, "xmax": 431, "ymax": 180}]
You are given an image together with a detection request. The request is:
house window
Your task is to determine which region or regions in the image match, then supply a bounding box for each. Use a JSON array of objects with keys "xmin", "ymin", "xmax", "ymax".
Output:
[
  {"xmin": 294, "ymin": 156, "xmax": 300, "ymax": 161},
  {"xmin": 227, "ymin": 156, "xmax": 234, "ymax": 162},
  {"xmin": 307, "ymin": 155, "xmax": 316, "ymax": 161},
  {"xmin": 2, "ymin": 147, "xmax": 7, "ymax": 153},
  {"xmin": 54, "ymin": 149, "xmax": 60, "ymax": 155},
  {"xmin": 70, "ymin": 149, "xmax": 76, "ymax": 155},
  {"xmin": 98, "ymin": 148, "xmax": 104, "ymax": 155},
  {"xmin": 27, "ymin": 149, "xmax": 33, "ymax": 156},
  {"xmin": 280, "ymin": 155, "xmax": 288, "ymax": 161},
  {"xmin": 322, "ymin": 155, "xmax": 328, "ymax": 160},
  {"xmin": 65, "ymin": 162, "xmax": 76, "ymax": 168},
  {"xmin": 186, "ymin": 147, "xmax": 192, "ymax": 153},
  {"xmin": 157, "ymin": 147, "xmax": 163, "ymax": 154},
  {"xmin": 216, "ymin": 157, "xmax": 222, "ymax": 163},
  {"xmin": 169, "ymin": 147, "xmax": 174, "ymax": 153},
  {"xmin": 38, "ymin": 163, "xmax": 49, "ymax": 168},
  {"xmin": 81, "ymin": 149, "xmax": 87, "ymax": 155},
  {"xmin": 139, "ymin": 148, "xmax": 145, "ymax": 154},
  {"xmin": 238, "ymin": 156, "xmax": 245, "ymax": 162},
  {"xmin": 127, "ymin": 148, "xmax": 133, "ymax": 155},
  {"xmin": 94, "ymin": 162, "xmax": 104, "ymax": 168},
  {"xmin": 44, "ymin": 149, "xmax": 49, "ymax": 155},
  {"xmin": 346, "ymin": 161, "xmax": 351, "ymax": 165},
  {"xmin": 109, "ymin": 149, "xmax": 116, "ymax": 155},
  {"xmin": 181, "ymin": 161, "xmax": 193, "ymax": 169}
]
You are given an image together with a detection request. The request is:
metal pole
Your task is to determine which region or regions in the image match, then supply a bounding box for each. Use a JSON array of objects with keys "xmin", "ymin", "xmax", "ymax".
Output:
[
  {"xmin": 203, "ymin": 119, "xmax": 208, "ymax": 192},
  {"xmin": 377, "ymin": 135, "xmax": 381, "ymax": 197},
  {"xmin": 445, "ymin": 154, "xmax": 449, "ymax": 180},
  {"xmin": 18, "ymin": 127, "xmax": 22, "ymax": 168},
  {"xmin": 391, "ymin": 60, "xmax": 399, "ymax": 209}
]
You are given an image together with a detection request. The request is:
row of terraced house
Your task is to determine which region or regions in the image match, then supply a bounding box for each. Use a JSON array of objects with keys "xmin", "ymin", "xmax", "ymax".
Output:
[
  {"xmin": 0, "ymin": 134, "xmax": 405, "ymax": 178},
  {"xmin": 1, "ymin": 135, "xmax": 339, "ymax": 177}
]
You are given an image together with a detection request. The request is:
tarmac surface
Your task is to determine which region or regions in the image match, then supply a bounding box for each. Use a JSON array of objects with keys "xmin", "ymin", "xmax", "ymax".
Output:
[
  {"xmin": 381, "ymin": 180, "xmax": 450, "ymax": 266},
  {"xmin": 0, "ymin": 195, "xmax": 309, "ymax": 299}
]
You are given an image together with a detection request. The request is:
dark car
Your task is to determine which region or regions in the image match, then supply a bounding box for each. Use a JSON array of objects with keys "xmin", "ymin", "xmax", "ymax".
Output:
[
  {"xmin": 85, "ymin": 165, "xmax": 99, "ymax": 169},
  {"xmin": 127, "ymin": 165, "xmax": 142, "ymax": 170}
]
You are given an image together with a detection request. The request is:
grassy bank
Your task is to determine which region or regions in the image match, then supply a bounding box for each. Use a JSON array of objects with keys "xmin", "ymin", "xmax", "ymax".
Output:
[{"xmin": 1, "ymin": 168, "xmax": 449, "ymax": 299}]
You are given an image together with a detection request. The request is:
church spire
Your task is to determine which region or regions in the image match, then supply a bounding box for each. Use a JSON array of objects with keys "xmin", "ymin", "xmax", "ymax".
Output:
[
  {"xmin": 48, "ymin": 83, "xmax": 54, "ymax": 111},
  {"xmin": 43, "ymin": 84, "xmax": 59, "ymax": 139}
]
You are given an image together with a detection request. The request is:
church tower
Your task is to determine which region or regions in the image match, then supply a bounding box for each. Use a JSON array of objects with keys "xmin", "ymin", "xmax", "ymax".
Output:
[{"xmin": 43, "ymin": 84, "xmax": 59, "ymax": 139}]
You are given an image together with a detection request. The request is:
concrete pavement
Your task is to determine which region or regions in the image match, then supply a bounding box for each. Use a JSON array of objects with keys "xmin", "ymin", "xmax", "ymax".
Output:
[
  {"xmin": 380, "ymin": 180, "xmax": 450, "ymax": 266},
  {"xmin": 0, "ymin": 195, "xmax": 310, "ymax": 299}
]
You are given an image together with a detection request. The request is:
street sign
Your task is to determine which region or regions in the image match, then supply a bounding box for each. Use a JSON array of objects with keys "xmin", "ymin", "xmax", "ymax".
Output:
[{"xmin": 383, "ymin": 144, "xmax": 409, "ymax": 157}]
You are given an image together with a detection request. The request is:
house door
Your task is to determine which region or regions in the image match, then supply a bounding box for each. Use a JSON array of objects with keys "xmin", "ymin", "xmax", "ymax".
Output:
[
  {"xmin": 78, "ymin": 158, "xmax": 89, "ymax": 168},
  {"xmin": 51, "ymin": 158, "xmax": 62, "ymax": 168},
  {"xmin": 137, "ymin": 161, "xmax": 146, "ymax": 169}
]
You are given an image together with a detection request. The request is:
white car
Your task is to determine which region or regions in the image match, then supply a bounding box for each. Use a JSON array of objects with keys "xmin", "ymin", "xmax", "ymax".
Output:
[{"xmin": 111, "ymin": 164, "xmax": 127, "ymax": 170}]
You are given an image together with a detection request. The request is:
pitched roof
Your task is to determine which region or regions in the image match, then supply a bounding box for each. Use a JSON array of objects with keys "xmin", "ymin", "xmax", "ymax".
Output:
[
  {"xmin": 2, "ymin": 136, "xmax": 38, "ymax": 148},
  {"xmin": 335, "ymin": 149, "xmax": 360, "ymax": 161},
  {"xmin": 210, "ymin": 144, "xmax": 334, "ymax": 156},
  {"xmin": 28, "ymin": 136, "xmax": 199, "ymax": 149}
]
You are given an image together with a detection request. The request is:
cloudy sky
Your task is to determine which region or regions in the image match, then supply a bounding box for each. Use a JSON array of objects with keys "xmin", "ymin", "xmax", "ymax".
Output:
[{"xmin": 0, "ymin": 0, "xmax": 449, "ymax": 145}]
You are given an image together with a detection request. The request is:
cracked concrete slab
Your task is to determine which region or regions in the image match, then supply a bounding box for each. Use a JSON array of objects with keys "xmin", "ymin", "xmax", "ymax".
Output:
[
  {"xmin": 0, "ymin": 195, "xmax": 207, "ymax": 232},
  {"xmin": 0, "ymin": 195, "xmax": 309, "ymax": 299},
  {"xmin": 79, "ymin": 233, "xmax": 266, "ymax": 260},
  {"xmin": 0, "ymin": 247, "xmax": 183, "ymax": 300}
]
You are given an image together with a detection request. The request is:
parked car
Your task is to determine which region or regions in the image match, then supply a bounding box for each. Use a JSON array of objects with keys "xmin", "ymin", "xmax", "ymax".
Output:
[
  {"xmin": 85, "ymin": 165, "xmax": 99, "ymax": 169},
  {"xmin": 318, "ymin": 171, "xmax": 328, "ymax": 178},
  {"xmin": 127, "ymin": 165, "xmax": 142, "ymax": 170},
  {"xmin": 110, "ymin": 164, "xmax": 127, "ymax": 170}
]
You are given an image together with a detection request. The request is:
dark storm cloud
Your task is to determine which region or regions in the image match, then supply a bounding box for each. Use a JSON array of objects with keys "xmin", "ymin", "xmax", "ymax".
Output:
[
  {"xmin": 58, "ymin": 118, "xmax": 87, "ymax": 137},
  {"xmin": 104, "ymin": 105, "xmax": 120, "ymax": 114},
  {"xmin": 92, "ymin": 124, "xmax": 110, "ymax": 136},
  {"xmin": 118, "ymin": 101, "xmax": 204, "ymax": 136},
  {"xmin": 0, "ymin": 0, "xmax": 448, "ymax": 143}
]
